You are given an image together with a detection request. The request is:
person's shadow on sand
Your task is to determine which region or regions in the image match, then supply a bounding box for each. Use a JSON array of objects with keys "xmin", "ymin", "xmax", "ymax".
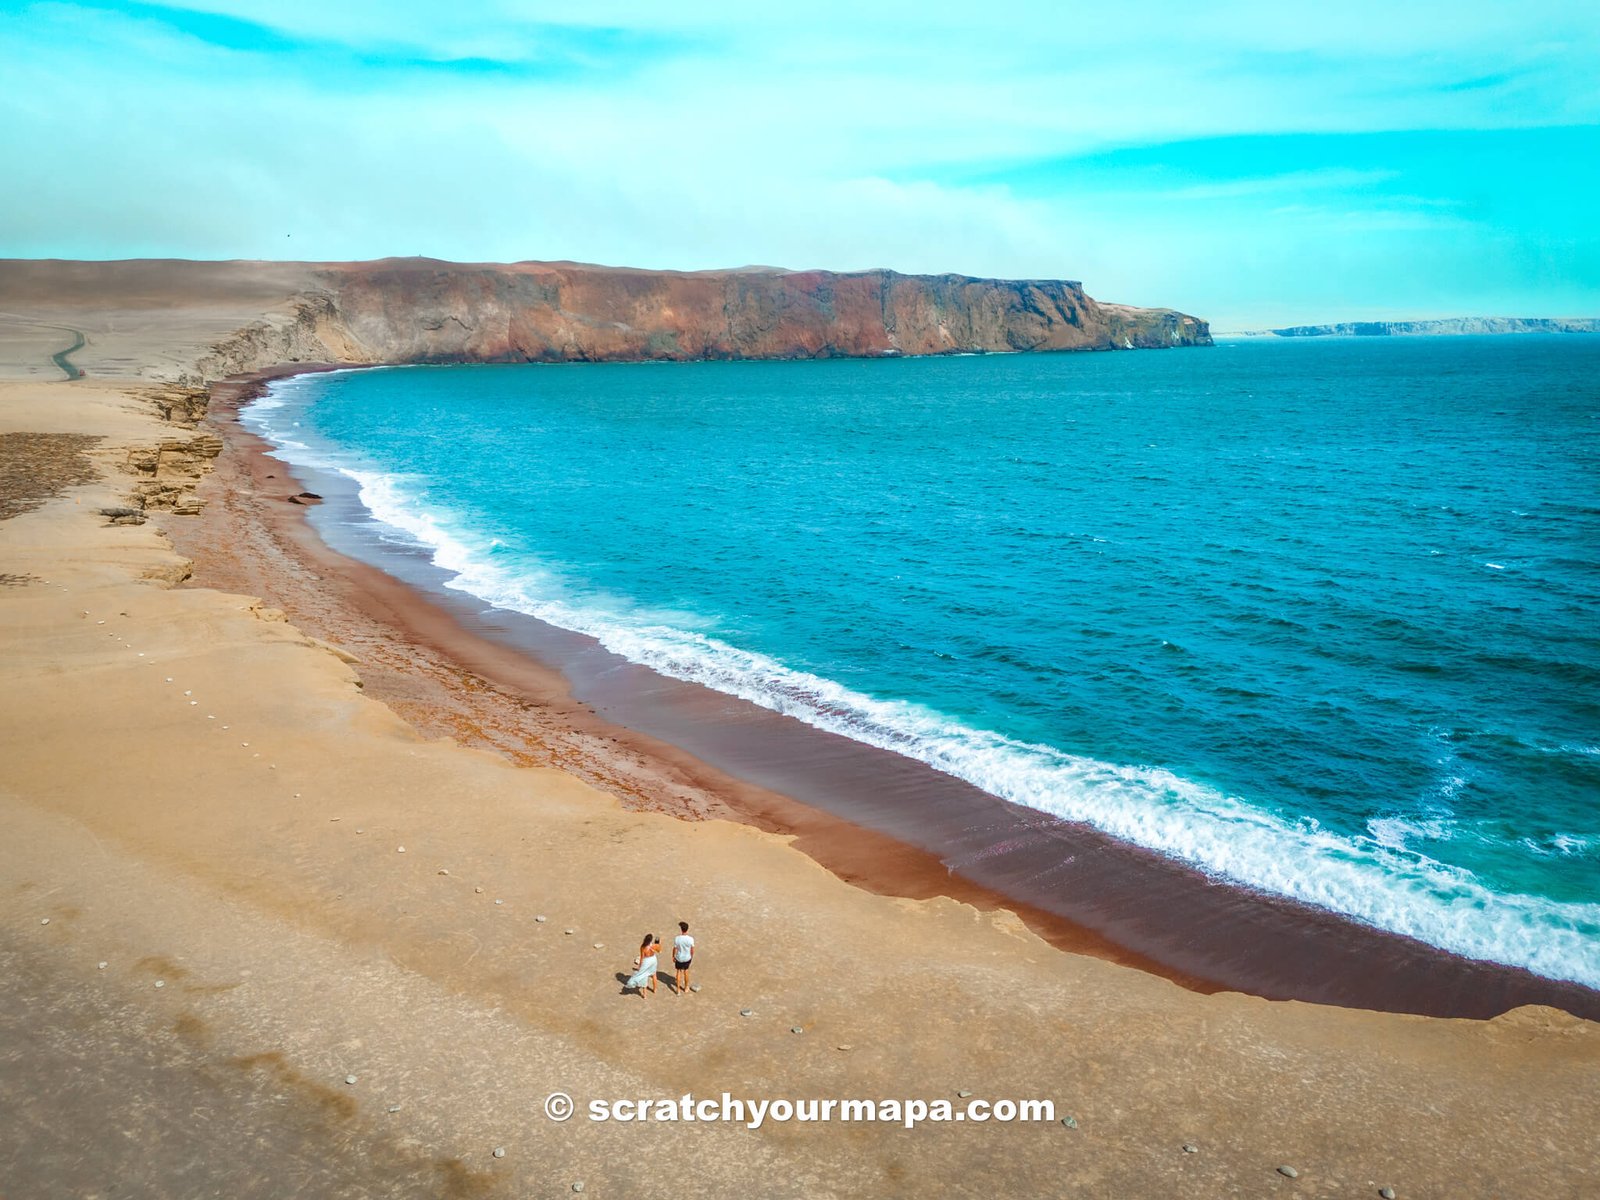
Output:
[{"xmin": 615, "ymin": 970, "xmax": 672, "ymax": 996}]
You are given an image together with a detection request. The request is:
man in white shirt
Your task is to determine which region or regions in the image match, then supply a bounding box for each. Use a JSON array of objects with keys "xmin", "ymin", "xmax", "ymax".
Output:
[{"xmin": 672, "ymin": 921, "xmax": 695, "ymax": 995}]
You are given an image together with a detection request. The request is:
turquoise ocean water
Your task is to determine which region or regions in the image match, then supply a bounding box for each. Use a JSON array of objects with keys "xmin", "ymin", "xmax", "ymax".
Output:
[{"xmin": 245, "ymin": 336, "xmax": 1600, "ymax": 989}]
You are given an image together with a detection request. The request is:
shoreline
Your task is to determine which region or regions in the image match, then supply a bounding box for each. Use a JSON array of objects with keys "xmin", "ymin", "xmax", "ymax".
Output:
[
  {"xmin": 194, "ymin": 365, "xmax": 1212, "ymax": 988},
  {"xmin": 199, "ymin": 362, "xmax": 1600, "ymax": 1022}
]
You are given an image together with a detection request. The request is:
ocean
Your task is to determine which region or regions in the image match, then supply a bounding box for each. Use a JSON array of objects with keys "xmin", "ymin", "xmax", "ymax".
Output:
[{"xmin": 243, "ymin": 335, "xmax": 1600, "ymax": 990}]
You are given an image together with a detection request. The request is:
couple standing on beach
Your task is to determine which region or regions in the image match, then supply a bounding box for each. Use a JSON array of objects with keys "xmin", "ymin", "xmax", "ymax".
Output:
[{"xmin": 627, "ymin": 920, "xmax": 694, "ymax": 996}]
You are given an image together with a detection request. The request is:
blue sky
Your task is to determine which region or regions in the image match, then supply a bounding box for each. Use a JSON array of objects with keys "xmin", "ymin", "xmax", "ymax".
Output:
[{"xmin": 1, "ymin": 1, "xmax": 1597, "ymax": 327}]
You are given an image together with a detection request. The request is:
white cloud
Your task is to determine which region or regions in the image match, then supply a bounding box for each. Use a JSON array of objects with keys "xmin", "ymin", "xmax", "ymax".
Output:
[{"xmin": 3, "ymin": 0, "xmax": 1597, "ymax": 325}]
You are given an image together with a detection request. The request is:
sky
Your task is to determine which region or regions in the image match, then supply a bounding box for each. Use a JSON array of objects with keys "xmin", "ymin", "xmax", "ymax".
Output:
[{"xmin": 1, "ymin": 0, "xmax": 1597, "ymax": 328}]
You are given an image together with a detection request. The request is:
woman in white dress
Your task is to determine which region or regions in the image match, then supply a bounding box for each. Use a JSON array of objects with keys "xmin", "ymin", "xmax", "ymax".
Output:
[{"xmin": 627, "ymin": 932, "xmax": 660, "ymax": 996}]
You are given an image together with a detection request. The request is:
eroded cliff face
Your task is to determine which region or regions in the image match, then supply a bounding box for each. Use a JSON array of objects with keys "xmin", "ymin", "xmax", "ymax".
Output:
[
  {"xmin": 188, "ymin": 259, "xmax": 1208, "ymax": 377},
  {"xmin": 0, "ymin": 258, "xmax": 1209, "ymax": 384}
]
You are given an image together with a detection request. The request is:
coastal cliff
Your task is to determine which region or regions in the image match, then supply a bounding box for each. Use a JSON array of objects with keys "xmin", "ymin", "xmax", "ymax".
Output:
[{"xmin": 0, "ymin": 258, "xmax": 1210, "ymax": 384}]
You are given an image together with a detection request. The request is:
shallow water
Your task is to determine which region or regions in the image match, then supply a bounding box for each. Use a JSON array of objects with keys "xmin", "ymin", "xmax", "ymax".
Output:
[{"xmin": 246, "ymin": 335, "xmax": 1600, "ymax": 988}]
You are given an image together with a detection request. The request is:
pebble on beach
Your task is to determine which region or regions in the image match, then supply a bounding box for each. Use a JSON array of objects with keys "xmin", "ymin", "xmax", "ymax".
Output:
[
  {"xmin": 39, "ymin": 918, "xmax": 49, "ymax": 925},
  {"xmin": 1183, "ymin": 1144, "xmax": 1198, "ymax": 1154},
  {"xmin": 154, "ymin": 980, "xmax": 165, "ymax": 988},
  {"xmin": 491, "ymin": 1147, "xmax": 505, "ymax": 1159},
  {"xmin": 437, "ymin": 868, "xmax": 448, "ymax": 875},
  {"xmin": 740, "ymin": 1008, "xmax": 754, "ymax": 1017},
  {"xmin": 956, "ymin": 1090, "xmax": 973, "ymax": 1099},
  {"xmin": 535, "ymin": 915, "xmax": 547, "ymax": 923},
  {"xmin": 592, "ymin": 943, "xmax": 604, "ymax": 950},
  {"xmin": 836, "ymin": 1044, "xmax": 852, "ymax": 1051},
  {"xmin": 689, "ymin": 983, "xmax": 701, "ymax": 992},
  {"xmin": 1277, "ymin": 1166, "xmax": 1299, "ymax": 1179},
  {"xmin": 791, "ymin": 1026, "xmax": 804, "ymax": 1034},
  {"xmin": 97, "ymin": 962, "xmax": 107, "ymax": 969},
  {"xmin": 1379, "ymin": 1190, "xmax": 1396, "ymax": 1199},
  {"xmin": 572, "ymin": 1184, "xmax": 585, "ymax": 1194},
  {"xmin": 387, "ymin": 1104, "xmax": 402, "ymax": 1113},
  {"xmin": 1061, "ymin": 1116, "xmax": 1078, "ymax": 1129},
  {"xmin": 345, "ymin": 1075, "xmax": 357, "ymax": 1085}
]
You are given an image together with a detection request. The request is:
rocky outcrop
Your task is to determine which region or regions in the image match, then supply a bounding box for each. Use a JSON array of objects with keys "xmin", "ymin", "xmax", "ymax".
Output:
[
  {"xmin": 1267, "ymin": 317, "xmax": 1600, "ymax": 338},
  {"xmin": 121, "ymin": 434, "xmax": 223, "ymax": 514}
]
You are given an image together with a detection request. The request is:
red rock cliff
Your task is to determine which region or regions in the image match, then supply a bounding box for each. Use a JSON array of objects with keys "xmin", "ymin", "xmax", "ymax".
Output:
[
  {"xmin": 312, "ymin": 259, "xmax": 1209, "ymax": 364},
  {"xmin": 0, "ymin": 258, "xmax": 1210, "ymax": 382}
]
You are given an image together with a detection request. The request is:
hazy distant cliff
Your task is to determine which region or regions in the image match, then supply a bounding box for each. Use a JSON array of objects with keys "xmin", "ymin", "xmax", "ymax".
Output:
[
  {"xmin": 0, "ymin": 258, "xmax": 1210, "ymax": 384},
  {"xmin": 1267, "ymin": 317, "xmax": 1600, "ymax": 338}
]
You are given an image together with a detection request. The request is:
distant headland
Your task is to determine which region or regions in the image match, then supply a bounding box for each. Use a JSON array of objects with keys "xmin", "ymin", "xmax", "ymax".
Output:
[
  {"xmin": 1228, "ymin": 316, "xmax": 1600, "ymax": 338},
  {"xmin": 0, "ymin": 258, "xmax": 1210, "ymax": 384}
]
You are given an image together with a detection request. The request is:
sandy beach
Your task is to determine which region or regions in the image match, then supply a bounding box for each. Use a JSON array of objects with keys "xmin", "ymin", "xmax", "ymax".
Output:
[{"xmin": 3, "ymin": 275, "xmax": 1598, "ymax": 1198}]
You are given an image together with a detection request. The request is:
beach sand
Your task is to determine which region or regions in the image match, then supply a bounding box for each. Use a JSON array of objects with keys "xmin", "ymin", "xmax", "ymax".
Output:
[{"xmin": 2, "ymin": 290, "xmax": 1597, "ymax": 1198}]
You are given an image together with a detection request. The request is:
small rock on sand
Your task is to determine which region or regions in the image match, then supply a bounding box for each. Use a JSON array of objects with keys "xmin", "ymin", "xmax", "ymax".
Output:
[
  {"xmin": 396, "ymin": 846, "xmax": 405, "ymax": 853},
  {"xmin": 492, "ymin": 1147, "xmax": 505, "ymax": 1159},
  {"xmin": 791, "ymin": 1026, "xmax": 804, "ymax": 1034},
  {"xmin": 387, "ymin": 1104, "xmax": 402, "ymax": 1113},
  {"xmin": 437, "ymin": 868, "xmax": 448, "ymax": 875},
  {"xmin": 154, "ymin": 980, "xmax": 165, "ymax": 988},
  {"xmin": 564, "ymin": 927, "xmax": 574, "ymax": 934},
  {"xmin": 535, "ymin": 915, "xmax": 547, "ymax": 923},
  {"xmin": 1061, "ymin": 1116, "xmax": 1078, "ymax": 1129},
  {"xmin": 345, "ymin": 1075, "xmax": 357, "ymax": 1085},
  {"xmin": 1277, "ymin": 1166, "xmax": 1299, "ymax": 1179},
  {"xmin": 39, "ymin": 918, "xmax": 49, "ymax": 925},
  {"xmin": 1379, "ymin": 1190, "xmax": 1395, "ymax": 1199},
  {"xmin": 836, "ymin": 1044, "xmax": 852, "ymax": 1051},
  {"xmin": 689, "ymin": 983, "xmax": 701, "ymax": 992},
  {"xmin": 592, "ymin": 943, "xmax": 604, "ymax": 950},
  {"xmin": 1183, "ymin": 1144, "xmax": 1198, "ymax": 1154},
  {"xmin": 474, "ymin": 886, "xmax": 484, "ymax": 893},
  {"xmin": 97, "ymin": 962, "xmax": 107, "ymax": 969},
  {"xmin": 956, "ymin": 1090, "xmax": 973, "ymax": 1099},
  {"xmin": 740, "ymin": 1008, "xmax": 754, "ymax": 1017},
  {"xmin": 494, "ymin": 899, "xmax": 504, "ymax": 905},
  {"xmin": 572, "ymin": 1184, "xmax": 585, "ymax": 1194}
]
